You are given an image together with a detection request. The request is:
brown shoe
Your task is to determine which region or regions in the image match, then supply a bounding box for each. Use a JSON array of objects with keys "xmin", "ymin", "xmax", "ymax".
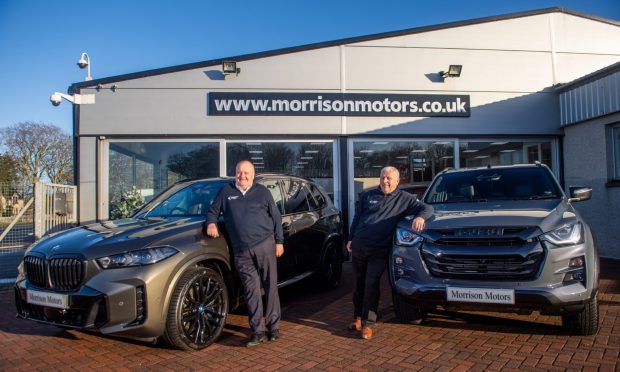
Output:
[
  {"xmin": 348, "ymin": 318, "xmax": 362, "ymax": 331},
  {"xmin": 361, "ymin": 326, "xmax": 373, "ymax": 340}
]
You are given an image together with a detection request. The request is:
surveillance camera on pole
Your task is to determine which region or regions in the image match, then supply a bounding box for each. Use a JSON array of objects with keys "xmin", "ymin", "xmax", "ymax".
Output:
[{"xmin": 77, "ymin": 52, "xmax": 92, "ymax": 81}]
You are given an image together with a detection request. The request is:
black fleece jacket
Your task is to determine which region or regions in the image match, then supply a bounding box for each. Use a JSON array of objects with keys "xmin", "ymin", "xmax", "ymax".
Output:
[
  {"xmin": 207, "ymin": 182, "xmax": 284, "ymax": 252},
  {"xmin": 349, "ymin": 187, "xmax": 434, "ymax": 248}
]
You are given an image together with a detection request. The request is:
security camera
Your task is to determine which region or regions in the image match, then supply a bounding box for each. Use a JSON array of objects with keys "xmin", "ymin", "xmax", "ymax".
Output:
[
  {"xmin": 77, "ymin": 60, "xmax": 88, "ymax": 69},
  {"xmin": 50, "ymin": 92, "xmax": 62, "ymax": 106},
  {"xmin": 49, "ymin": 91, "xmax": 95, "ymax": 106}
]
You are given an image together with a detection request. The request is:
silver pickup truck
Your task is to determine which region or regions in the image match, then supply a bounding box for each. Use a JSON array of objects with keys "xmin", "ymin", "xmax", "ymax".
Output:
[{"xmin": 390, "ymin": 163, "xmax": 599, "ymax": 335}]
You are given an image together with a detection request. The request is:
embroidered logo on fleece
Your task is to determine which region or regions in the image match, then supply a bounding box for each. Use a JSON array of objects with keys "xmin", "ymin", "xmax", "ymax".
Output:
[{"xmin": 227, "ymin": 196, "xmax": 239, "ymax": 200}]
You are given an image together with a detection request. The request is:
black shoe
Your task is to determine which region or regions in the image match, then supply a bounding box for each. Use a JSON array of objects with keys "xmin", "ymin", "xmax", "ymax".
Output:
[
  {"xmin": 246, "ymin": 332, "xmax": 267, "ymax": 347},
  {"xmin": 268, "ymin": 329, "xmax": 280, "ymax": 341}
]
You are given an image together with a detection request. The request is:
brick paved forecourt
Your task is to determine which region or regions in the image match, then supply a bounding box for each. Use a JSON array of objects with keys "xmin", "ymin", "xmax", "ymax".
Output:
[{"xmin": 1, "ymin": 259, "xmax": 619, "ymax": 371}]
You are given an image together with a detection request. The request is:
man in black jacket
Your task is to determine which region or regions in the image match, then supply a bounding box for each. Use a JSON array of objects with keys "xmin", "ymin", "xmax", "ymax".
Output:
[
  {"xmin": 347, "ymin": 166, "xmax": 433, "ymax": 340},
  {"xmin": 206, "ymin": 160, "xmax": 284, "ymax": 347}
]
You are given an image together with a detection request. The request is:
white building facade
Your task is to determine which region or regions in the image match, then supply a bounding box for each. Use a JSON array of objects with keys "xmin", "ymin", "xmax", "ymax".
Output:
[{"xmin": 69, "ymin": 8, "xmax": 620, "ymax": 256}]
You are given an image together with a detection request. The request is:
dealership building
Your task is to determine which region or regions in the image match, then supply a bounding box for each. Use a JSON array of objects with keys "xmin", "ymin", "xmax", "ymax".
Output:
[{"xmin": 67, "ymin": 8, "xmax": 620, "ymax": 257}]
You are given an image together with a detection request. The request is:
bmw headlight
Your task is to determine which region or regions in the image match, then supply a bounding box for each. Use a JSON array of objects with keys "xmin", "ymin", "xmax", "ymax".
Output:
[
  {"xmin": 97, "ymin": 246, "xmax": 179, "ymax": 269},
  {"xmin": 395, "ymin": 227, "xmax": 424, "ymax": 246},
  {"xmin": 540, "ymin": 223, "xmax": 583, "ymax": 247}
]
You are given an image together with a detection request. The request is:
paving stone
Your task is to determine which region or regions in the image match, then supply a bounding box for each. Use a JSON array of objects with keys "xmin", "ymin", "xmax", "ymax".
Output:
[{"xmin": 0, "ymin": 259, "xmax": 619, "ymax": 370}]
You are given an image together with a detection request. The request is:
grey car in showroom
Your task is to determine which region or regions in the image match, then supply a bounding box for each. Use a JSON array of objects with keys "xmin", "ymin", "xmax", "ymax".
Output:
[
  {"xmin": 14, "ymin": 174, "xmax": 344, "ymax": 349},
  {"xmin": 390, "ymin": 163, "xmax": 599, "ymax": 335}
]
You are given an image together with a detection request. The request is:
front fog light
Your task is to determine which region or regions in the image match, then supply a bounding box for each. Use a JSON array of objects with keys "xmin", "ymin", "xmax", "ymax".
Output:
[
  {"xmin": 569, "ymin": 256, "xmax": 584, "ymax": 268},
  {"xmin": 563, "ymin": 256, "xmax": 586, "ymax": 285}
]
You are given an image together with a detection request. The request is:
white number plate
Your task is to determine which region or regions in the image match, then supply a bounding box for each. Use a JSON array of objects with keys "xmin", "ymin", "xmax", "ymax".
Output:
[
  {"xmin": 447, "ymin": 287, "xmax": 515, "ymax": 305},
  {"xmin": 26, "ymin": 289, "xmax": 69, "ymax": 309}
]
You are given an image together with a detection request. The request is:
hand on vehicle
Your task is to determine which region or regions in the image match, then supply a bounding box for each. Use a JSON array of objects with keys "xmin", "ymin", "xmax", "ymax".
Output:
[
  {"xmin": 346, "ymin": 241, "xmax": 352, "ymax": 252},
  {"xmin": 411, "ymin": 217, "xmax": 425, "ymax": 233},
  {"xmin": 276, "ymin": 243, "xmax": 284, "ymax": 257},
  {"xmin": 206, "ymin": 223, "xmax": 219, "ymax": 238}
]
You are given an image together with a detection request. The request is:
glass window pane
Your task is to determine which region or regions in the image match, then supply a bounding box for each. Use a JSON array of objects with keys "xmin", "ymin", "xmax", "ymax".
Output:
[
  {"xmin": 226, "ymin": 141, "xmax": 334, "ymax": 199},
  {"xmin": 146, "ymin": 181, "xmax": 223, "ymax": 217},
  {"xmin": 260, "ymin": 178, "xmax": 284, "ymax": 214},
  {"xmin": 459, "ymin": 141, "xmax": 553, "ymax": 169},
  {"xmin": 108, "ymin": 142, "xmax": 219, "ymax": 219},
  {"xmin": 282, "ymin": 179, "xmax": 310, "ymax": 214},
  {"xmin": 353, "ymin": 140, "xmax": 454, "ymax": 202},
  {"xmin": 308, "ymin": 184, "xmax": 327, "ymax": 209}
]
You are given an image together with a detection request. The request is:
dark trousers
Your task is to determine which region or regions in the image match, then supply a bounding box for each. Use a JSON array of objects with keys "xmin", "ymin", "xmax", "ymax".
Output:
[
  {"xmin": 234, "ymin": 237, "xmax": 281, "ymax": 334},
  {"xmin": 351, "ymin": 240, "xmax": 389, "ymax": 325}
]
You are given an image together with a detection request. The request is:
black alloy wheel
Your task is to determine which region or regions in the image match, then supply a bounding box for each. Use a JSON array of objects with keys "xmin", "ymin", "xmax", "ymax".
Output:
[
  {"xmin": 163, "ymin": 268, "xmax": 229, "ymax": 350},
  {"xmin": 316, "ymin": 241, "xmax": 343, "ymax": 289}
]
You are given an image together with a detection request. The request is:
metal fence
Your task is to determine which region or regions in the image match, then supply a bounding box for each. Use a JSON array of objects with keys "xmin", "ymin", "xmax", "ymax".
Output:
[
  {"xmin": 34, "ymin": 182, "xmax": 77, "ymax": 239},
  {"xmin": 0, "ymin": 182, "xmax": 34, "ymax": 251},
  {"xmin": 0, "ymin": 182, "xmax": 77, "ymax": 285}
]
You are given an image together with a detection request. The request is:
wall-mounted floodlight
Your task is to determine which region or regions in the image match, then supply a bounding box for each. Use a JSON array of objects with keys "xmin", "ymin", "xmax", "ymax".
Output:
[
  {"xmin": 50, "ymin": 92, "xmax": 95, "ymax": 106},
  {"xmin": 77, "ymin": 52, "xmax": 92, "ymax": 81},
  {"xmin": 222, "ymin": 61, "xmax": 240, "ymax": 75},
  {"xmin": 439, "ymin": 65, "xmax": 462, "ymax": 78}
]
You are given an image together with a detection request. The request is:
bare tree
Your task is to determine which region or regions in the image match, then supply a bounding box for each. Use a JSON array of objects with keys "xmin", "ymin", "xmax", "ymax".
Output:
[
  {"xmin": 0, "ymin": 152, "xmax": 20, "ymax": 184},
  {"xmin": 46, "ymin": 134, "xmax": 73, "ymax": 184},
  {"xmin": 0, "ymin": 121, "xmax": 73, "ymax": 185}
]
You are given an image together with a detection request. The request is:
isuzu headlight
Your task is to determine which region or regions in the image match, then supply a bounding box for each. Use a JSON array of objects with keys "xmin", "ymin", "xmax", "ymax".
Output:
[
  {"xmin": 97, "ymin": 246, "xmax": 178, "ymax": 269},
  {"xmin": 395, "ymin": 227, "xmax": 424, "ymax": 246},
  {"xmin": 540, "ymin": 223, "xmax": 583, "ymax": 247}
]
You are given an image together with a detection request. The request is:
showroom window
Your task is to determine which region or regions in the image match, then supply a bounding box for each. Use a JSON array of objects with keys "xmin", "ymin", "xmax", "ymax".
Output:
[
  {"xmin": 226, "ymin": 141, "xmax": 335, "ymax": 198},
  {"xmin": 108, "ymin": 141, "xmax": 220, "ymax": 218},
  {"xmin": 459, "ymin": 141, "xmax": 553, "ymax": 168},
  {"xmin": 613, "ymin": 125, "xmax": 620, "ymax": 180},
  {"xmin": 352, "ymin": 140, "xmax": 454, "ymax": 200}
]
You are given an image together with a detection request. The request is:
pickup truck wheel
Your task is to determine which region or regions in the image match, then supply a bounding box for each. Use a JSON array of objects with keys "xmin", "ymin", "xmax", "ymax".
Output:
[
  {"xmin": 562, "ymin": 294, "xmax": 599, "ymax": 336},
  {"xmin": 392, "ymin": 291, "xmax": 426, "ymax": 325},
  {"xmin": 163, "ymin": 268, "xmax": 229, "ymax": 350},
  {"xmin": 316, "ymin": 241, "xmax": 343, "ymax": 289}
]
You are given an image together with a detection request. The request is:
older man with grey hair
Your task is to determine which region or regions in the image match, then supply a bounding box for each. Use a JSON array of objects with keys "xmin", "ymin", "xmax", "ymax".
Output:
[{"xmin": 347, "ymin": 166, "xmax": 433, "ymax": 340}]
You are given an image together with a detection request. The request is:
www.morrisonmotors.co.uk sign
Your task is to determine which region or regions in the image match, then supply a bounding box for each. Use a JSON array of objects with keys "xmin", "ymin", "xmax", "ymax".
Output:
[{"xmin": 208, "ymin": 92, "xmax": 470, "ymax": 117}]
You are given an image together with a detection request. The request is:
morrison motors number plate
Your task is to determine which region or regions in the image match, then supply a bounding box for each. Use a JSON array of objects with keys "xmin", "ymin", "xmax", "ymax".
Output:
[
  {"xmin": 446, "ymin": 286, "xmax": 515, "ymax": 305},
  {"xmin": 26, "ymin": 289, "xmax": 69, "ymax": 309}
]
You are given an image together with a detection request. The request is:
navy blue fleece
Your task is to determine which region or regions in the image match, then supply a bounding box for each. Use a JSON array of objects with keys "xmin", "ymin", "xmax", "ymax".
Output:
[
  {"xmin": 349, "ymin": 187, "xmax": 434, "ymax": 248},
  {"xmin": 207, "ymin": 182, "xmax": 284, "ymax": 252}
]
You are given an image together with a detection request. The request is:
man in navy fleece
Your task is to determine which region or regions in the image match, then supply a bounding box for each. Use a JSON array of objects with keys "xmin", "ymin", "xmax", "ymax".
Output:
[
  {"xmin": 347, "ymin": 166, "xmax": 433, "ymax": 340},
  {"xmin": 206, "ymin": 160, "xmax": 284, "ymax": 347}
]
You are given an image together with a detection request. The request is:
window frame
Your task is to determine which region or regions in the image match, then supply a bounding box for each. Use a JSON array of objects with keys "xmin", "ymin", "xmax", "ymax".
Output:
[{"xmin": 612, "ymin": 124, "xmax": 620, "ymax": 181}]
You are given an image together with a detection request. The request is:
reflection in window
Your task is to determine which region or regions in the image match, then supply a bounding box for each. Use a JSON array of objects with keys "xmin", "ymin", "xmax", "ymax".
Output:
[
  {"xmin": 459, "ymin": 141, "xmax": 553, "ymax": 168},
  {"xmin": 108, "ymin": 142, "xmax": 219, "ymax": 219},
  {"xmin": 146, "ymin": 181, "xmax": 224, "ymax": 217},
  {"xmin": 226, "ymin": 141, "xmax": 334, "ymax": 197},
  {"xmin": 260, "ymin": 179, "xmax": 285, "ymax": 215},
  {"xmin": 353, "ymin": 141, "xmax": 454, "ymax": 200},
  {"xmin": 282, "ymin": 179, "xmax": 310, "ymax": 214}
]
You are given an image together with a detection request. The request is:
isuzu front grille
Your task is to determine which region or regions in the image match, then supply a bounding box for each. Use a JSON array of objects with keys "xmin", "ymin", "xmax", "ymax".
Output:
[{"xmin": 421, "ymin": 251, "xmax": 544, "ymax": 280}]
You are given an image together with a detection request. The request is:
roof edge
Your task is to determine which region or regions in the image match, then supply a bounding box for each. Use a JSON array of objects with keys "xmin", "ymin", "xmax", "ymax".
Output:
[
  {"xmin": 71, "ymin": 7, "xmax": 620, "ymax": 91},
  {"xmin": 556, "ymin": 61, "xmax": 620, "ymax": 93}
]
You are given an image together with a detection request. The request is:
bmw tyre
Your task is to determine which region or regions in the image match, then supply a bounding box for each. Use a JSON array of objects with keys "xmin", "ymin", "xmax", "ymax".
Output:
[
  {"xmin": 392, "ymin": 291, "xmax": 426, "ymax": 325},
  {"xmin": 163, "ymin": 268, "xmax": 229, "ymax": 350},
  {"xmin": 316, "ymin": 241, "xmax": 343, "ymax": 289}
]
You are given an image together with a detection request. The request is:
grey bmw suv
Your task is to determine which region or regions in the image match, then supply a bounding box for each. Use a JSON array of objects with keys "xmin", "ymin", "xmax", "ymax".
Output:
[
  {"xmin": 15, "ymin": 174, "xmax": 344, "ymax": 349},
  {"xmin": 390, "ymin": 163, "xmax": 599, "ymax": 335}
]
